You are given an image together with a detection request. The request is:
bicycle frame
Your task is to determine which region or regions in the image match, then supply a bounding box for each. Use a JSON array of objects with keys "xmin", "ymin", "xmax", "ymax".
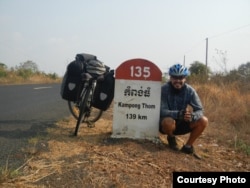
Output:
[{"xmin": 73, "ymin": 74, "xmax": 103, "ymax": 136}]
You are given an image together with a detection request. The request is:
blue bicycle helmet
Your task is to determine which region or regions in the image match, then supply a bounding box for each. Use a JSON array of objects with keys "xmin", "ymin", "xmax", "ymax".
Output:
[{"xmin": 169, "ymin": 63, "xmax": 189, "ymax": 76}]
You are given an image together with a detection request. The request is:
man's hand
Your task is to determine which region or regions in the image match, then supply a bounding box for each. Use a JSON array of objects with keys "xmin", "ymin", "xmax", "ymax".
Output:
[
  {"xmin": 183, "ymin": 109, "xmax": 192, "ymax": 122},
  {"xmin": 178, "ymin": 108, "xmax": 193, "ymax": 122}
]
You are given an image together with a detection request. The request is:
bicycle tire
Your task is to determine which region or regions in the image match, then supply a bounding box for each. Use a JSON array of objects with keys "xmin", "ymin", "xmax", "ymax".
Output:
[{"xmin": 68, "ymin": 100, "xmax": 103, "ymax": 123}]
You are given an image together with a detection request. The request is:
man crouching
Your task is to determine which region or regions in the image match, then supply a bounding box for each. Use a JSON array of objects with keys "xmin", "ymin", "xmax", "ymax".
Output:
[{"xmin": 159, "ymin": 63, "xmax": 208, "ymax": 159}]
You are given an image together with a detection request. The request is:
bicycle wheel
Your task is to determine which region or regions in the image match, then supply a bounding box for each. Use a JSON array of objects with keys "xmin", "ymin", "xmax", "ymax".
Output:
[{"xmin": 68, "ymin": 100, "xmax": 103, "ymax": 122}]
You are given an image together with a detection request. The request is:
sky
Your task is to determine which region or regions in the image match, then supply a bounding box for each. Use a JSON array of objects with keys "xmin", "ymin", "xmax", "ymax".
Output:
[{"xmin": 0, "ymin": 0, "xmax": 250, "ymax": 76}]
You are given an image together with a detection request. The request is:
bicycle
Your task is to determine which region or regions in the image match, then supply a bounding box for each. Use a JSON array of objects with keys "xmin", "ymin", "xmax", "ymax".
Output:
[{"xmin": 68, "ymin": 72, "xmax": 104, "ymax": 136}]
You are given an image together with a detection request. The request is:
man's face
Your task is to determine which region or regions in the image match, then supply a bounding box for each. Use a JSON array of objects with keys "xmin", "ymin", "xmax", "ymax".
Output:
[{"xmin": 170, "ymin": 76, "xmax": 186, "ymax": 89}]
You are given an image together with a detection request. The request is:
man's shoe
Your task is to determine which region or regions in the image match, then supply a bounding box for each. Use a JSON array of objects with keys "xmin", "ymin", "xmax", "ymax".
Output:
[
  {"xmin": 167, "ymin": 136, "xmax": 179, "ymax": 151},
  {"xmin": 181, "ymin": 145, "xmax": 202, "ymax": 159},
  {"xmin": 181, "ymin": 145, "xmax": 194, "ymax": 154}
]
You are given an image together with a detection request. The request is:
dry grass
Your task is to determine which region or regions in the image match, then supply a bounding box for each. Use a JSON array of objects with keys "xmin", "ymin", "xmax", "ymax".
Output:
[
  {"xmin": 194, "ymin": 81, "xmax": 250, "ymax": 147},
  {"xmin": 0, "ymin": 73, "xmax": 61, "ymax": 85},
  {"xmin": 1, "ymin": 81, "xmax": 250, "ymax": 187}
]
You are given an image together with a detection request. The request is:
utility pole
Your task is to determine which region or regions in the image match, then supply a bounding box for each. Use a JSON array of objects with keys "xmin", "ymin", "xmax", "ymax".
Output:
[
  {"xmin": 183, "ymin": 55, "xmax": 185, "ymax": 66},
  {"xmin": 205, "ymin": 38, "xmax": 208, "ymax": 76}
]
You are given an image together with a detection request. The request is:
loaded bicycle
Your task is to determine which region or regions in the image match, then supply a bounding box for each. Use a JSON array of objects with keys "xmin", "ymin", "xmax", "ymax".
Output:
[
  {"xmin": 61, "ymin": 53, "xmax": 114, "ymax": 136},
  {"xmin": 68, "ymin": 73, "xmax": 104, "ymax": 136}
]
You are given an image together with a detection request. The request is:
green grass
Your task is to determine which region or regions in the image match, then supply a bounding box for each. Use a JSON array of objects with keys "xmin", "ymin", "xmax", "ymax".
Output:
[{"xmin": 236, "ymin": 139, "xmax": 250, "ymax": 156}]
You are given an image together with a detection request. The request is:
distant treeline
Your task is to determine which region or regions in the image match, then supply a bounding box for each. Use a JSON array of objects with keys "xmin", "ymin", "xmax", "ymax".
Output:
[{"xmin": 0, "ymin": 60, "xmax": 60, "ymax": 84}]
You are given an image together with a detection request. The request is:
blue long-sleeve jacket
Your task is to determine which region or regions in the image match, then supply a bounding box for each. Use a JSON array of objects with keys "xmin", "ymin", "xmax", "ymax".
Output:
[{"xmin": 160, "ymin": 82, "xmax": 204, "ymax": 122}]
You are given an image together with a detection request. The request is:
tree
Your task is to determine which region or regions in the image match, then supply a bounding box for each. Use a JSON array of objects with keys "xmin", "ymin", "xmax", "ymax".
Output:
[
  {"xmin": 187, "ymin": 61, "xmax": 211, "ymax": 83},
  {"xmin": 189, "ymin": 61, "xmax": 210, "ymax": 75},
  {"xmin": 16, "ymin": 60, "xmax": 39, "ymax": 73},
  {"xmin": 16, "ymin": 60, "xmax": 39, "ymax": 79},
  {"xmin": 237, "ymin": 62, "xmax": 250, "ymax": 78},
  {"xmin": 213, "ymin": 49, "xmax": 228, "ymax": 73},
  {"xmin": 0, "ymin": 62, "xmax": 7, "ymax": 69},
  {"xmin": 0, "ymin": 62, "xmax": 8, "ymax": 77}
]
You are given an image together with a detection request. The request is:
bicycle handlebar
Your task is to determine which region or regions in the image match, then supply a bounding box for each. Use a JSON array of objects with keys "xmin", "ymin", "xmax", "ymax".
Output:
[{"xmin": 81, "ymin": 73, "xmax": 93, "ymax": 81}]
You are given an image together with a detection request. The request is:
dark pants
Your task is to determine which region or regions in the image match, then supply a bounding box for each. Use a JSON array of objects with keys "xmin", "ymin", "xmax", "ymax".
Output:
[{"xmin": 159, "ymin": 118, "xmax": 192, "ymax": 135}]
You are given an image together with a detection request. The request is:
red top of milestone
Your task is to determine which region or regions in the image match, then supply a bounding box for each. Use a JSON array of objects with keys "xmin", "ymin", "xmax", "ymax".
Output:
[{"xmin": 115, "ymin": 58, "xmax": 162, "ymax": 81}]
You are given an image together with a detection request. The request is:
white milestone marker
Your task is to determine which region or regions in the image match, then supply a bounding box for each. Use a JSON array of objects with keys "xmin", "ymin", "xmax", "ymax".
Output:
[{"xmin": 112, "ymin": 58, "xmax": 162, "ymax": 140}]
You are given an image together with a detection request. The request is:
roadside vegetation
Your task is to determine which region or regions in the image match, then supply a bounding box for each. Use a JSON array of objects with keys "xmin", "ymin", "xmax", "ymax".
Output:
[
  {"xmin": 0, "ymin": 59, "xmax": 250, "ymax": 187},
  {"xmin": 188, "ymin": 61, "xmax": 250, "ymax": 155},
  {"xmin": 0, "ymin": 61, "xmax": 61, "ymax": 85}
]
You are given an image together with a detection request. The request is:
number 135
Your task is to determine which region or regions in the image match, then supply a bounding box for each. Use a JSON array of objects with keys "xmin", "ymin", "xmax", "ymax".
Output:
[{"xmin": 130, "ymin": 66, "xmax": 150, "ymax": 78}]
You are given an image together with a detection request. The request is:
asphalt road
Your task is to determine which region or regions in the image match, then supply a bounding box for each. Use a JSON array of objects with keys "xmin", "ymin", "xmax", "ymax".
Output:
[{"xmin": 0, "ymin": 83, "xmax": 71, "ymax": 168}]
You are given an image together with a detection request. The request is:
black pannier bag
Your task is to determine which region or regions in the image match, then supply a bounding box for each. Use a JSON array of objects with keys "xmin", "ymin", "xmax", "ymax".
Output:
[
  {"xmin": 60, "ymin": 53, "xmax": 95, "ymax": 101},
  {"xmin": 60, "ymin": 60, "xmax": 85, "ymax": 101},
  {"xmin": 92, "ymin": 70, "xmax": 115, "ymax": 111},
  {"xmin": 61, "ymin": 53, "xmax": 108, "ymax": 101}
]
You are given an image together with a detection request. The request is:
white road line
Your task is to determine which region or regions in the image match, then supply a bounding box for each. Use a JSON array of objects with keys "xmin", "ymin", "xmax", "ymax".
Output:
[{"xmin": 33, "ymin": 86, "xmax": 52, "ymax": 90}]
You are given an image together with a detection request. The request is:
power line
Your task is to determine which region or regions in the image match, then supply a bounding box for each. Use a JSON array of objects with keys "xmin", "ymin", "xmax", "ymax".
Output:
[
  {"xmin": 208, "ymin": 23, "xmax": 250, "ymax": 39},
  {"xmin": 184, "ymin": 23, "xmax": 250, "ymax": 55},
  {"xmin": 204, "ymin": 24, "xmax": 250, "ymax": 74},
  {"xmin": 183, "ymin": 23, "xmax": 250, "ymax": 65}
]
